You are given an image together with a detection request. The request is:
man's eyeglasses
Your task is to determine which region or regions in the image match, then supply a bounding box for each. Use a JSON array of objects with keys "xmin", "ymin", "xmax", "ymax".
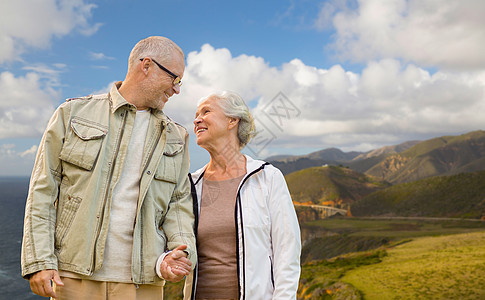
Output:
[{"xmin": 140, "ymin": 58, "xmax": 182, "ymax": 87}]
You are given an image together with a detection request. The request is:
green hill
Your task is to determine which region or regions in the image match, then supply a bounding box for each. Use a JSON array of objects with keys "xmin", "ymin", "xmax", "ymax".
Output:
[
  {"xmin": 342, "ymin": 231, "xmax": 485, "ymax": 299},
  {"xmin": 285, "ymin": 166, "xmax": 389, "ymax": 207},
  {"xmin": 351, "ymin": 169, "xmax": 485, "ymax": 218},
  {"xmin": 362, "ymin": 130, "xmax": 485, "ymax": 183}
]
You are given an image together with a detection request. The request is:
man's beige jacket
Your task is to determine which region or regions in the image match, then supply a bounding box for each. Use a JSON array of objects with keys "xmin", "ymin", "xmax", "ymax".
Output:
[{"xmin": 21, "ymin": 82, "xmax": 196, "ymax": 285}]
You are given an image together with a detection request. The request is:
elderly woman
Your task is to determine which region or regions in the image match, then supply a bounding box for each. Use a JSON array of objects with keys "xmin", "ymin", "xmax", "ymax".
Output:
[{"xmin": 184, "ymin": 91, "xmax": 301, "ymax": 299}]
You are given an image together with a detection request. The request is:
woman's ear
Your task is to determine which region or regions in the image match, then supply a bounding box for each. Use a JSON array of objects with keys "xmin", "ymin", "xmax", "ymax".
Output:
[{"xmin": 228, "ymin": 117, "xmax": 239, "ymax": 129}]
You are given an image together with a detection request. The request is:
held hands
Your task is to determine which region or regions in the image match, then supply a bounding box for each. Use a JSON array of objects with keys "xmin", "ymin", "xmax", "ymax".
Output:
[
  {"xmin": 29, "ymin": 247, "xmax": 191, "ymax": 295},
  {"xmin": 29, "ymin": 269, "xmax": 64, "ymax": 298},
  {"xmin": 160, "ymin": 244, "xmax": 192, "ymax": 282}
]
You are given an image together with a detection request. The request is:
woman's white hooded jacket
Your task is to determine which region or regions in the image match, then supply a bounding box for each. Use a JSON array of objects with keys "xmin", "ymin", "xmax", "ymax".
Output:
[{"xmin": 185, "ymin": 155, "xmax": 301, "ymax": 299}]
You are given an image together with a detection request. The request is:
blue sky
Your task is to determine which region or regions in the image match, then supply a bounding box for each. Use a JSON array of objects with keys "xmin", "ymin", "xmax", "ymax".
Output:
[{"xmin": 1, "ymin": 0, "xmax": 485, "ymax": 176}]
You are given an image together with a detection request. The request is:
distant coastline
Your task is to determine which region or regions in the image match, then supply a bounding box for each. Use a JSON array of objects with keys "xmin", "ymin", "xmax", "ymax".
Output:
[{"xmin": 0, "ymin": 176, "xmax": 30, "ymax": 181}]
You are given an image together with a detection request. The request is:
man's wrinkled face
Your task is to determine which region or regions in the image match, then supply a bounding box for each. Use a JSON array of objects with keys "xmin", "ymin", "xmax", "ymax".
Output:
[{"xmin": 142, "ymin": 52, "xmax": 185, "ymax": 110}]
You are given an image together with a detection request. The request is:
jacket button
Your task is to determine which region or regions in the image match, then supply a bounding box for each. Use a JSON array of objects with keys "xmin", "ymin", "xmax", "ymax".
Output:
[{"xmin": 147, "ymin": 171, "xmax": 151, "ymax": 175}]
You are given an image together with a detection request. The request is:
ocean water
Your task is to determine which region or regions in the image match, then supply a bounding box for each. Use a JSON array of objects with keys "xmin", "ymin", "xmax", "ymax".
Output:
[{"xmin": 0, "ymin": 177, "xmax": 43, "ymax": 299}]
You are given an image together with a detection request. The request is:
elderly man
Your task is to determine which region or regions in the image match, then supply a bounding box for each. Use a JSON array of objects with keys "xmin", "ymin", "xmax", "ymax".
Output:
[{"xmin": 21, "ymin": 36, "xmax": 195, "ymax": 299}]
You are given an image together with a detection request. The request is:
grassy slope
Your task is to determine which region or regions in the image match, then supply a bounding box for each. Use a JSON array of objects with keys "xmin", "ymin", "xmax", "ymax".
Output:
[
  {"xmin": 342, "ymin": 231, "xmax": 485, "ymax": 299},
  {"xmin": 351, "ymin": 170, "xmax": 485, "ymax": 218},
  {"xmin": 300, "ymin": 218, "xmax": 485, "ymax": 262},
  {"xmin": 298, "ymin": 251, "xmax": 384, "ymax": 299},
  {"xmin": 298, "ymin": 218, "xmax": 485, "ymax": 299}
]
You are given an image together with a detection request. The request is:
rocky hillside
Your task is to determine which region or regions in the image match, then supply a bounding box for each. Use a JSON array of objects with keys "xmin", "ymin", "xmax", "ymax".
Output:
[
  {"xmin": 285, "ymin": 165, "xmax": 389, "ymax": 208},
  {"xmin": 352, "ymin": 140, "xmax": 420, "ymax": 161},
  {"xmin": 360, "ymin": 130, "xmax": 485, "ymax": 183},
  {"xmin": 271, "ymin": 130, "xmax": 485, "ymax": 184}
]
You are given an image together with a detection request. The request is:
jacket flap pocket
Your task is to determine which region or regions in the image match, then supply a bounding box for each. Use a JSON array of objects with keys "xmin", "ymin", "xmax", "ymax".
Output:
[
  {"xmin": 154, "ymin": 168, "xmax": 177, "ymax": 184},
  {"xmin": 163, "ymin": 140, "xmax": 184, "ymax": 157},
  {"xmin": 154, "ymin": 155, "xmax": 178, "ymax": 184},
  {"xmin": 154, "ymin": 140, "xmax": 184, "ymax": 183},
  {"xmin": 59, "ymin": 118, "xmax": 107, "ymax": 171},
  {"xmin": 71, "ymin": 118, "xmax": 107, "ymax": 140}
]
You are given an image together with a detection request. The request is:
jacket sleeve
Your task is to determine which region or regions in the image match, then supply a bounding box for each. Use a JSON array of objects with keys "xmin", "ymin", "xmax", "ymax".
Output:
[
  {"xmin": 268, "ymin": 167, "xmax": 301, "ymax": 299},
  {"xmin": 162, "ymin": 130, "xmax": 197, "ymax": 268},
  {"xmin": 21, "ymin": 104, "xmax": 68, "ymax": 278}
]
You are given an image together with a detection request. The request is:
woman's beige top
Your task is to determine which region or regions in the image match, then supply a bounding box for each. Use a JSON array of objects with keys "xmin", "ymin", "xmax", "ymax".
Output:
[{"xmin": 195, "ymin": 175, "xmax": 245, "ymax": 299}]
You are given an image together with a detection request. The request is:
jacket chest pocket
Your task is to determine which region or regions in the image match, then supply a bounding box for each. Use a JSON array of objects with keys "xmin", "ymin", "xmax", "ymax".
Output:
[
  {"xmin": 152, "ymin": 141, "xmax": 185, "ymax": 202},
  {"xmin": 154, "ymin": 141, "xmax": 184, "ymax": 184},
  {"xmin": 59, "ymin": 118, "xmax": 108, "ymax": 171}
]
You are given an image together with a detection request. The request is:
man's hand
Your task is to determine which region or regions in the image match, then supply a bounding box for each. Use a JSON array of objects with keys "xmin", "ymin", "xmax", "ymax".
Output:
[
  {"xmin": 29, "ymin": 269, "xmax": 64, "ymax": 298},
  {"xmin": 160, "ymin": 245, "xmax": 192, "ymax": 282}
]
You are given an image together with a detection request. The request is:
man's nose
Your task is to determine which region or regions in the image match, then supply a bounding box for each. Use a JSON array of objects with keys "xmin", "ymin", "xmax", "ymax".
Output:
[{"xmin": 173, "ymin": 84, "xmax": 181, "ymax": 94}]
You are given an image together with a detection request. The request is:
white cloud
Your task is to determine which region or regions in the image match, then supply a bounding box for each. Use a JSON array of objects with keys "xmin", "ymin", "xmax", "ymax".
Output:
[
  {"xmin": 0, "ymin": 143, "xmax": 38, "ymax": 176},
  {"xmin": 165, "ymin": 44, "xmax": 282, "ymax": 126},
  {"xmin": 23, "ymin": 64, "xmax": 65, "ymax": 76},
  {"xmin": 0, "ymin": 70, "xmax": 58, "ymax": 139},
  {"xmin": 318, "ymin": 0, "xmax": 485, "ymax": 70},
  {"xmin": 20, "ymin": 145, "xmax": 38, "ymax": 158},
  {"xmin": 0, "ymin": 0, "xmax": 101, "ymax": 63},
  {"xmin": 165, "ymin": 44, "xmax": 485, "ymax": 158},
  {"xmin": 91, "ymin": 81, "xmax": 117, "ymax": 95},
  {"xmin": 22, "ymin": 63, "xmax": 66, "ymax": 88},
  {"xmin": 314, "ymin": 0, "xmax": 347, "ymax": 31},
  {"xmin": 1, "ymin": 144, "xmax": 15, "ymax": 151},
  {"xmin": 89, "ymin": 52, "xmax": 115, "ymax": 60},
  {"xmin": 53, "ymin": 63, "xmax": 67, "ymax": 69}
]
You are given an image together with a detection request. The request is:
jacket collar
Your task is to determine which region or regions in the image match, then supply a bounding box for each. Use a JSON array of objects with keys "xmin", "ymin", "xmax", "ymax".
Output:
[
  {"xmin": 190, "ymin": 155, "xmax": 267, "ymax": 184},
  {"xmin": 108, "ymin": 81, "xmax": 170, "ymax": 123},
  {"xmin": 108, "ymin": 81, "xmax": 133, "ymax": 113}
]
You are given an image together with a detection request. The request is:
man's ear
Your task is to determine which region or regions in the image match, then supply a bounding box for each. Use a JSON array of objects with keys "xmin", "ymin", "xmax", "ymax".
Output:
[{"xmin": 140, "ymin": 58, "xmax": 150, "ymax": 75}]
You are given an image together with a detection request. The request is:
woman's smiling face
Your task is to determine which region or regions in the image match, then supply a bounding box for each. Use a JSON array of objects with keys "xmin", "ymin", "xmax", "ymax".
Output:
[{"xmin": 193, "ymin": 96, "xmax": 234, "ymax": 149}]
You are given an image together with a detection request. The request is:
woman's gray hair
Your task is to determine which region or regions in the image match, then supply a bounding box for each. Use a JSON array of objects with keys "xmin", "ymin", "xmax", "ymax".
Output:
[
  {"xmin": 200, "ymin": 91, "xmax": 256, "ymax": 149},
  {"xmin": 128, "ymin": 36, "xmax": 184, "ymax": 72}
]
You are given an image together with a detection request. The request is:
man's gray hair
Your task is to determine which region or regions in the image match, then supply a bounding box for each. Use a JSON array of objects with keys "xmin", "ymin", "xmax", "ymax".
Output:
[
  {"xmin": 128, "ymin": 36, "xmax": 184, "ymax": 72},
  {"xmin": 199, "ymin": 91, "xmax": 256, "ymax": 149}
]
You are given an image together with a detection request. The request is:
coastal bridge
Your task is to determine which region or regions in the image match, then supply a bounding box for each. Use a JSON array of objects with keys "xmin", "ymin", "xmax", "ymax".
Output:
[{"xmin": 294, "ymin": 204, "xmax": 348, "ymax": 219}]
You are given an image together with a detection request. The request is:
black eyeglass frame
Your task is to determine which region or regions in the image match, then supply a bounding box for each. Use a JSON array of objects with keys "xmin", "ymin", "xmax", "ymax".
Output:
[{"xmin": 139, "ymin": 58, "xmax": 182, "ymax": 87}]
